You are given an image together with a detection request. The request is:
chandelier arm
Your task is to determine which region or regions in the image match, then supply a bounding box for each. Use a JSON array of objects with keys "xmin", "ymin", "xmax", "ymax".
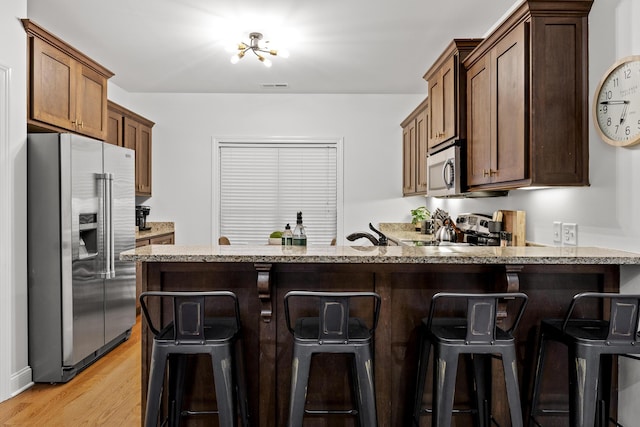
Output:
[{"xmin": 250, "ymin": 48, "xmax": 264, "ymax": 59}]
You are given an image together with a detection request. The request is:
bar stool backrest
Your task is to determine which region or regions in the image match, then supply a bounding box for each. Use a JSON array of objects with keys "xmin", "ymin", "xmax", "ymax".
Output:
[
  {"xmin": 562, "ymin": 292, "xmax": 640, "ymax": 344},
  {"xmin": 140, "ymin": 291, "xmax": 240, "ymax": 345},
  {"xmin": 284, "ymin": 291, "xmax": 381, "ymax": 344},
  {"xmin": 427, "ymin": 292, "xmax": 528, "ymax": 344}
]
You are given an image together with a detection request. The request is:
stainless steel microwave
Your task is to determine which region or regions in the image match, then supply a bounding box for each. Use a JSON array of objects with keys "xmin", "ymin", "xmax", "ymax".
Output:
[{"xmin": 426, "ymin": 143, "xmax": 463, "ymax": 197}]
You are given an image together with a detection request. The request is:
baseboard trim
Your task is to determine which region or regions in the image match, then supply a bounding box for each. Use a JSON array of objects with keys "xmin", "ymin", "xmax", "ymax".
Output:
[{"xmin": 11, "ymin": 366, "xmax": 33, "ymax": 398}]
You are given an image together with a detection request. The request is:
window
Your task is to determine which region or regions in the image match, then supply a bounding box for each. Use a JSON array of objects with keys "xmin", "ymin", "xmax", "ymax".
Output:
[{"xmin": 213, "ymin": 137, "xmax": 343, "ymax": 245}]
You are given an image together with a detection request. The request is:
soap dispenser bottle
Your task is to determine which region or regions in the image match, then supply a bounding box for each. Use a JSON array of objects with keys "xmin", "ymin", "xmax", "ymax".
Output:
[
  {"xmin": 282, "ymin": 223, "xmax": 293, "ymax": 246},
  {"xmin": 292, "ymin": 212, "xmax": 307, "ymax": 246}
]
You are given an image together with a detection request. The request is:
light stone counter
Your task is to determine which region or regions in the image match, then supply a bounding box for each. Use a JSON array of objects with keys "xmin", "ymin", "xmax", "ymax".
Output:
[
  {"xmin": 135, "ymin": 221, "xmax": 174, "ymax": 241},
  {"xmin": 121, "ymin": 244, "xmax": 640, "ymax": 265}
]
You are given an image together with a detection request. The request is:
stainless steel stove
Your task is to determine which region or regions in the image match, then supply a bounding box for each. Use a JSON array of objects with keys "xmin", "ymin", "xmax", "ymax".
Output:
[{"xmin": 456, "ymin": 213, "xmax": 500, "ymax": 246}]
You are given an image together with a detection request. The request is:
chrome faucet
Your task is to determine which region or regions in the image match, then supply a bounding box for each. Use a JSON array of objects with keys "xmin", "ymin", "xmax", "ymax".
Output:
[{"xmin": 346, "ymin": 223, "xmax": 388, "ymax": 246}]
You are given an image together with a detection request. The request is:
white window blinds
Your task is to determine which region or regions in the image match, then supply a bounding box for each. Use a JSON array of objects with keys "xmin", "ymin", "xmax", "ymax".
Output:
[{"xmin": 218, "ymin": 141, "xmax": 338, "ymax": 245}]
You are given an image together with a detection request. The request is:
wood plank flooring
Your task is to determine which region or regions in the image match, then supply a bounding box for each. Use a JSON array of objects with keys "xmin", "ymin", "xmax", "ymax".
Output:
[{"xmin": 0, "ymin": 318, "xmax": 141, "ymax": 426}]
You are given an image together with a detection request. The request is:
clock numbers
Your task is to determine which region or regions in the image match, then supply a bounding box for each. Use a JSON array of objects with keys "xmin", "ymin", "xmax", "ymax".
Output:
[{"xmin": 593, "ymin": 56, "xmax": 640, "ymax": 146}]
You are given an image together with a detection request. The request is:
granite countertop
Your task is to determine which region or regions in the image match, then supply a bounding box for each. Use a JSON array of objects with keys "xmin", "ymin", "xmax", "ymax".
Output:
[
  {"xmin": 135, "ymin": 222, "xmax": 175, "ymax": 240},
  {"xmin": 379, "ymin": 222, "xmax": 435, "ymax": 243},
  {"xmin": 120, "ymin": 244, "xmax": 640, "ymax": 265}
]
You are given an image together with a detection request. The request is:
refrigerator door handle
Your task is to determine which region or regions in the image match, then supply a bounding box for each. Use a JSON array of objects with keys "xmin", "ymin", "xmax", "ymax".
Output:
[
  {"xmin": 107, "ymin": 173, "xmax": 115, "ymax": 278},
  {"xmin": 97, "ymin": 173, "xmax": 114, "ymax": 279}
]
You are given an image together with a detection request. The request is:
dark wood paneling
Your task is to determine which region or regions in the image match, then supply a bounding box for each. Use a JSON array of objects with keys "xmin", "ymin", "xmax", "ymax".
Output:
[{"xmin": 139, "ymin": 262, "xmax": 619, "ymax": 427}]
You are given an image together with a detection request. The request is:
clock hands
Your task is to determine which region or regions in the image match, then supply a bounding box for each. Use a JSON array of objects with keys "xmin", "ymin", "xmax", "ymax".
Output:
[
  {"xmin": 599, "ymin": 100, "xmax": 631, "ymax": 125},
  {"xmin": 620, "ymin": 103, "xmax": 629, "ymax": 125},
  {"xmin": 599, "ymin": 100, "xmax": 630, "ymax": 105}
]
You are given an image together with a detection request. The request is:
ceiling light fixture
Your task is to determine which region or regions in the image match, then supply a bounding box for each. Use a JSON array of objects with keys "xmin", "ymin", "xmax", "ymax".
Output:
[{"xmin": 230, "ymin": 32, "xmax": 289, "ymax": 68}]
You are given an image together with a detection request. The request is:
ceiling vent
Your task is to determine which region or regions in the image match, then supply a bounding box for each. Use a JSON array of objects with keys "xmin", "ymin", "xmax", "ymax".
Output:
[{"xmin": 260, "ymin": 83, "xmax": 289, "ymax": 89}]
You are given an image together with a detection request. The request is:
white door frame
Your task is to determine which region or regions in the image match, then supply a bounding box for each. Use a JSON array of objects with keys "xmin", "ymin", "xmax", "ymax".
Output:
[{"xmin": 0, "ymin": 64, "xmax": 12, "ymax": 402}]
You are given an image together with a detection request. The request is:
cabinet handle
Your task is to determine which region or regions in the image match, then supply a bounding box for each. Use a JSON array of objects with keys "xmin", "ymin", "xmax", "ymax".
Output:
[
  {"xmin": 483, "ymin": 169, "xmax": 490, "ymax": 177},
  {"xmin": 71, "ymin": 120, "xmax": 77, "ymax": 125},
  {"xmin": 78, "ymin": 121, "xmax": 84, "ymax": 128},
  {"xmin": 490, "ymin": 169, "xmax": 498, "ymax": 176}
]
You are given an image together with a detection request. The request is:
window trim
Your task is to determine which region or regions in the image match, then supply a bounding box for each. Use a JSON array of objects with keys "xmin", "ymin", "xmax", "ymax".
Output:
[{"xmin": 211, "ymin": 136, "xmax": 344, "ymax": 245}]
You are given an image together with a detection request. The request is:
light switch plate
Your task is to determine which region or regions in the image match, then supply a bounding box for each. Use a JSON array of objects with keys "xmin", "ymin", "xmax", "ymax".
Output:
[{"xmin": 562, "ymin": 223, "xmax": 578, "ymax": 246}]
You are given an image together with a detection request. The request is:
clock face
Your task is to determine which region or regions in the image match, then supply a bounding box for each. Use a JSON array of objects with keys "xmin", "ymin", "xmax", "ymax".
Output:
[{"xmin": 593, "ymin": 56, "xmax": 640, "ymax": 147}]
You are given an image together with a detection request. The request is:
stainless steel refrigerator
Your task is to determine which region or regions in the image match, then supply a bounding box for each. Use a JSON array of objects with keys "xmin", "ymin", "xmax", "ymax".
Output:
[{"xmin": 27, "ymin": 133, "xmax": 136, "ymax": 383}]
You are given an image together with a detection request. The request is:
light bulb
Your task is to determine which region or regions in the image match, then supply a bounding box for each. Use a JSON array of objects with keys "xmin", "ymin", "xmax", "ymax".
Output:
[
  {"xmin": 262, "ymin": 57, "xmax": 272, "ymax": 68},
  {"xmin": 230, "ymin": 54, "xmax": 240, "ymax": 64},
  {"xmin": 277, "ymin": 49, "xmax": 290, "ymax": 58}
]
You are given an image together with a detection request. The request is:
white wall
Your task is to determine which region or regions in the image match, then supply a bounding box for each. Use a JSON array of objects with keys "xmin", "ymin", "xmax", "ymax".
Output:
[
  {"xmin": 110, "ymin": 92, "xmax": 426, "ymax": 245},
  {"xmin": 0, "ymin": 0, "xmax": 30, "ymax": 402}
]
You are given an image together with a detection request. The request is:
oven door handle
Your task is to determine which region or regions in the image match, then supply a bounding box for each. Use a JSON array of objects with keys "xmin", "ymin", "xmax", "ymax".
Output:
[{"xmin": 442, "ymin": 158, "xmax": 455, "ymax": 189}]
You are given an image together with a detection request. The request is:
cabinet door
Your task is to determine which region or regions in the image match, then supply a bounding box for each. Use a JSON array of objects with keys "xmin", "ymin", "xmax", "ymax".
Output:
[
  {"xmin": 150, "ymin": 234, "xmax": 174, "ymax": 245},
  {"xmin": 31, "ymin": 37, "xmax": 76, "ymax": 131},
  {"xmin": 416, "ymin": 109, "xmax": 428, "ymax": 193},
  {"xmin": 135, "ymin": 239, "xmax": 150, "ymax": 247},
  {"xmin": 76, "ymin": 65, "xmax": 108, "ymax": 140},
  {"xmin": 428, "ymin": 55, "xmax": 456, "ymax": 149},
  {"xmin": 402, "ymin": 121, "xmax": 417, "ymax": 195},
  {"xmin": 493, "ymin": 22, "xmax": 526, "ymax": 183},
  {"xmin": 441, "ymin": 56, "xmax": 456, "ymax": 142},
  {"xmin": 467, "ymin": 56, "xmax": 492, "ymax": 186},
  {"xmin": 106, "ymin": 109, "xmax": 123, "ymax": 146},
  {"xmin": 123, "ymin": 116, "xmax": 138, "ymax": 151},
  {"xmin": 137, "ymin": 124, "xmax": 152, "ymax": 196},
  {"xmin": 428, "ymin": 75, "xmax": 443, "ymax": 149},
  {"xmin": 124, "ymin": 115, "xmax": 153, "ymax": 196}
]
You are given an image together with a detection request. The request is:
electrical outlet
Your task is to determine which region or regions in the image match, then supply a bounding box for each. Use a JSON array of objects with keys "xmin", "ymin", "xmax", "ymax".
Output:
[
  {"xmin": 553, "ymin": 221, "xmax": 562, "ymax": 244},
  {"xmin": 562, "ymin": 223, "xmax": 578, "ymax": 246}
]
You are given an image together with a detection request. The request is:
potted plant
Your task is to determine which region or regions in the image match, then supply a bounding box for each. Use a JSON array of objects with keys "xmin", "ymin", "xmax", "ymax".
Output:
[
  {"xmin": 411, "ymin": 206, "xmax": 431, "ymax": 231},
  {"xmin": 269, "ymin": 231, "xmax": 283, "ymax": 245}
]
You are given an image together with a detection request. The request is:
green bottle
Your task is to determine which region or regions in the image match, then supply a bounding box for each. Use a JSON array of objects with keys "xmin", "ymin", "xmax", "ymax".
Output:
[{"xmin": 292, "ymin": 212, "xmax": 307, "ymax": 246}]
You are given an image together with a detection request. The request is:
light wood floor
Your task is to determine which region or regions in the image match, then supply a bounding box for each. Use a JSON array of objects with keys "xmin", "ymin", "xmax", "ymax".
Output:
[{"xmin": 0, "ymin": 318, "xmax": 141, "ymax": 426}]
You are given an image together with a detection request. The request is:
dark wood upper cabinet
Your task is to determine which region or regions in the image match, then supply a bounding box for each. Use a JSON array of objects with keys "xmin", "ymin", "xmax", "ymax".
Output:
[
  {"xmin": 23, "ymin": 19, "xmax": 113, "ymax": 141},
  {"xmin": 401, "ymin": 97, "xmax": 428, "ymax": 196},
  {"xmin": 423, "ymin": 39, "xmax": 482, "ymax": 151},
  {"xmin": 463, "ymin": 0, "xmax": 593, "ymax": 191},
  {"xmin": 107, "ymin": 101, "xmax": 154, "ymax": 197}
]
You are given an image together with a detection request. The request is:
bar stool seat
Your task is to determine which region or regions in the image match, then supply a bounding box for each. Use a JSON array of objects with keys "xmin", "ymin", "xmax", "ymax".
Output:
[
  {"xmin": 284, "ymin": 291, "xmax": 381, "ymax": 427},
  {"xmin": 412, "ymin": 292, "xmax": 528, "ymax": 427},
  {"xmin": 140, "ymin": 291, "xmax": 250, "ymax": 427},
  {"xmin": 529, "ymin": 292, "xmax": 640, "ymax": 427}
]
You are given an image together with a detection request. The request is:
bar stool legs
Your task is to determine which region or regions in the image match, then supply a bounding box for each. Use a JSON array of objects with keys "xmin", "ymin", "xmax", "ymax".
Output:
[
  {"xmin": 412, "ymin": 292, "xmax": 528, "ymax": 427},
  {"xmin": 284, "ymin": 291, "xmax": 381, "ymax": 427},
  {"xmin": 140, "ymin": 291, "xmax": 250, "ymax": 427},
  {"xmin": 288, "ymin": 344, "xmax": 312, "ymax": 426},
  {"xmin": 428, "ymin": 344, "xmax": 523, "ymax": 427},
  {"xmin": 287, "ymin": 342, "xmax": 377, "ymax": 427},
  {"xmin": 354, "ymin": 348, "xmax": 377, "ymax": 427},
  {"xmin": 145, "ymin": 346, "xmax": 168, "ymax": 427}
]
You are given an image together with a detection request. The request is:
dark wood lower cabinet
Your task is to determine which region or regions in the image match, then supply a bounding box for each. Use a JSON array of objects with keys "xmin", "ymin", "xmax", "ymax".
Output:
[{"xmin": 139, "ymin": 262, "xmax": 618, "ymax": 426}]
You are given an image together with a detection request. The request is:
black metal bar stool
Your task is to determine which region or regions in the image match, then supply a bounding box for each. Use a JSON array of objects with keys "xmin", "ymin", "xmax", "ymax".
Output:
[
  {"xmin": 529, "ymin": 292, "xmax": 640, "ymax": 427},
  {"xmin": 411, "ymin": 292, "xmax": 529, "ymax": 427},
  {"xmin": 140, "ymin": 291, "xmax": 250, "ymax": 427},
  {"xmin": 284, "ymin": 291, "xmax": 381, "ymax": 427}
]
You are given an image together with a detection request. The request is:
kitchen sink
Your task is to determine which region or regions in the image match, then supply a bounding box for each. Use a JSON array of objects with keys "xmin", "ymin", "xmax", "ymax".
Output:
[{"xmin": 399, "ymin": 239, "xmax": 471, "ymax": 247}]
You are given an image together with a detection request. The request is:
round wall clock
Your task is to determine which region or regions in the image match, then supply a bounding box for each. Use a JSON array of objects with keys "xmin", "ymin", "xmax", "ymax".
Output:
[{"xmin": 593, "ymin": 55, "xmax": 640, "ymax": 147}]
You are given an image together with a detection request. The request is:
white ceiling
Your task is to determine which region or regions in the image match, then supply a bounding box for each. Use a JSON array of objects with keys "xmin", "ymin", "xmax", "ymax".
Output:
[{"xmin": 26, "ymin": 0, "xmax": 519, "ymax": 94}]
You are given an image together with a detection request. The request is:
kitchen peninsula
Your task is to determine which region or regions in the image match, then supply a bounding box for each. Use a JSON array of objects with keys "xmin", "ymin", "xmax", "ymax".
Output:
[{"xmin": 122, "ymin": 245, "xmax": 640, "ymax": 427}]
